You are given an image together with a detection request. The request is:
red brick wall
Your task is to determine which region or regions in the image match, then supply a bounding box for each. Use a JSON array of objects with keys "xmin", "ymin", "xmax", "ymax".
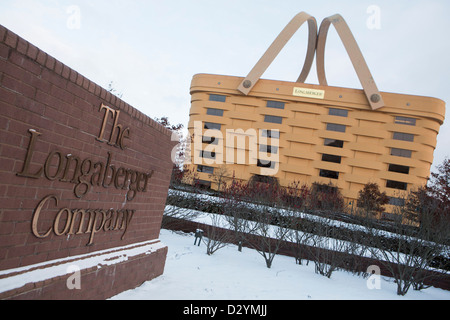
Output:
[{"xmin": 0, "ymin": 25, "xmax": 174, "ymax": 273}]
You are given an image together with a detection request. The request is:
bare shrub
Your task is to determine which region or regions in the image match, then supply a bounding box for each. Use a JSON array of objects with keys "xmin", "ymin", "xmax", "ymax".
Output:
[
  {"xmin": 202, "ymin": 214, "xmax": 232, "ymax": 255},
  {"xmin": 222, "ymin": 180, "xmax": 290, "ymax": 268},
  {"xmin": 162, "ymin": 168, "xmax": 203, "ymax": 229},
  {"xmin": 362, "ymin": 189, "xmax": 450, "ymax": 296},
  {"xmin": 307, "ymin": 214, "xmax": 356, "ymax": 278},
  {"xmin": 285, "ymin": 212, "xmax": 315, "ymax": 266}
]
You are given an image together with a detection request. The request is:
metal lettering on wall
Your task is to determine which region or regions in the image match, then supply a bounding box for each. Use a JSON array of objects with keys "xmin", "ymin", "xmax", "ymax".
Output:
[{"xmin": 16, "ymin": 104, "xmax": 154, "ymax": 246}]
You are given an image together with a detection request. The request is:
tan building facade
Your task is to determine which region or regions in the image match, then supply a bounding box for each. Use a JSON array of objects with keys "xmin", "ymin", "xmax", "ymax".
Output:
[{"xmin": 186, "ymin": 73, "xmax": 445, "ymax": 214}]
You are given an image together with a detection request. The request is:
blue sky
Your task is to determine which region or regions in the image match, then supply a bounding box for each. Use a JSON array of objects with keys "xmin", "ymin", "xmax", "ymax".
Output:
[{"xmin": 0, "ymin": 0, "xmax": 449, "ymax": 170}]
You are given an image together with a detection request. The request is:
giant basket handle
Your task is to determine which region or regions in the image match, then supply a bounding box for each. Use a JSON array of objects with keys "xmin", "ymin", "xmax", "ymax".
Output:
[
  {"xmin": 238, "ymin": 12, "xmax": 318, "ymax": 95},
  {"xmin": 316, "ymin": 14, "xmax": 384, "ymax": 110}
]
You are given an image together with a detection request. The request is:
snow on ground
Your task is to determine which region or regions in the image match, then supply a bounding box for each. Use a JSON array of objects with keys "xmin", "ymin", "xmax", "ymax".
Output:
[{"xmin": 111, "ymin": 229, "xmax": 450, "ymax": 300}]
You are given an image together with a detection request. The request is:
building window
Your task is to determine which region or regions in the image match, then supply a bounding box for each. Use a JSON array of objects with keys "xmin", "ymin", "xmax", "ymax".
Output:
[
  {"xmin": 195, "ymin": 179, "xmax": 212, "ymax": 189},
  {"xmin": 251, "ymin": 175, "xmax": 279, "ymax": 185},
  {"xmin": 266, "ymin": 100, "xmax": 285, "ymax": 110},
  {"xmin": 382, "ymin": 212, "xmax": 402, "ymax": 223},
  {"xmin": 393, "ymin": 132, "xmax": 414, "ymax": 142},
  {"xmin": 391, "ymin": 148, "xmax": 412, "ymax": 158},
  {"xmin": 257, "ymin": 159, "xmax": 276, "ymax": 169},
  {"xmin": 264, "ymin": 115, "xmax": 283, "ymax": 124},
  {"xmin": 395, "ymin": 116, "xmax": 416, "ymax": 126},
  {"xmin": 388, "ymin": 164, "xmax": 410, "ymax": 175},
  {"xmin": 329, "ymin": 108, "xmax": 348, "ymax": 117},
  {"xmin": 389, "ymin": 197, "xmax": 405, "ymax": 207},
  {"xmin": 206, "ymin": 108, "xmax": 224, "ymax": 117},
  {"xmin": 260, "ymin": 145, "xmax": 279, "ymax": 154},
  {"xmin": 319, "ymin": 169, "xmax": 339, "ymax": 180},
  {"xmin": 324, "ymin": 139, "xmax": 344, "ymax": 148},
  {"xmin": 262, "ymin": 130, "xmax": 280, "ymax": 139},
  {"xmin": 200, "ymin": 151, "xmax": 216, "ymax": 159},
  {"xmin": 312, "ymin": 183, "xmax": 339, "ymax": 194},
  {"xmin": 326, "ymin": 123, "xmax": 346, "ymax": 133},
  {"xmin": 202, "ymin": 136, "xmax": 218, "ymax": 145},
  {"xmin": 204, "ymin": 122, "xmax": 222, "ymax": 130},
  {"xmin": 209, "ymin": 94, "xmax": 226, "ymax": 102},
  {"xmin": 322, "ymin": 154, "xmax": 342, "ymax": 164},
  {"xmin": 197, "ymin": 165, "xmax": 215, "ymax": 174},
  {"xmin": 386, "ymin": 180, "xmax": 407, "ymax": 191}
]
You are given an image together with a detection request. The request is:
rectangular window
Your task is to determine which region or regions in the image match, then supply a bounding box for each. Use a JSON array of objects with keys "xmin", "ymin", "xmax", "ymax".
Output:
[
  {"xmin": 252, "ymin": 174, "xmax": 278, "ymax": 184},
  {"xmin": 200, "ymin": 151, "xmax": 216, "ymax": 159},
  {"xmin": 386, "ymin": 180, "xmax": 408, "ymax": 191},
  {"xmin": 209, "ymin": 94, "xmax": 226, "ymax": 102},
  {"xmin": 395, "ymin": 116, "xmax": 416, "ymax": 126},
  {"xmin": 391, "ymin": 148, "xmax": 412, "ymax": 158},
  {"xmin": 319, "ymin": 169, "xmax": 339, "ymax": 180},
  {"xmin": 206, "ymin": 108, "xmax": 224, "ymax": 117},
  {"xmin": 259, "ymin": 145, "xmax": 279, "ymax": 154},
  {"xmin": 329, "ymin": 108, "xmax": 348, "ymax": 117},
  {"xmin": 324, "ymin": 139, "xmax": 344, "ymax": 148},
  {"xmin": 312, "ymin": 183, "xmax": 339, "ymax": 194},
  {"xmin": 266, "ymin": 100, "xmax": 285, "ymax": 109},
  {"xmin": 195, "ymin": 179, "xmax": 212, "ymax": 189},
  {"xmin": 264, "ymin": 115, "xmax": 283, "ymax": 124},
  {"xmin": 202, "ymin": 136, "xmax": 218, "ymax": 145},
  {"xmin": 326, "ymin": 123, "xmax": 346, "ymax": 133},
  {"xmin": 204, "ymin": 122, "xmax": 222, "ymax": 130},
  {"xmin": 389, "ymin": 197, "xmax": 405, "ymax": 207},
  {"xmin": 393, "ymin": 132, "xmax": 414, "ymax": 142},
  {"xmin": 197, "ymin": 165, "xmax": 215, "ymax": 174},
  {"xmin": 262, "ymin": 130, "xmax": 280, "ymax": 139},
  {"xmin": 322, "ymin": 154, "xmax": 342, "ymax": 164},
  {"xmin": 388, "ymin": 164, "xmax": 410, "ymax": 175}
]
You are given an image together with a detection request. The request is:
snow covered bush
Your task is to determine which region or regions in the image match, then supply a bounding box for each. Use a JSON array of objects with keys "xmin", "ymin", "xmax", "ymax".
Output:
[{"xmin": 222, "ymin": 180, "xmax": 290, "ymax": 268}]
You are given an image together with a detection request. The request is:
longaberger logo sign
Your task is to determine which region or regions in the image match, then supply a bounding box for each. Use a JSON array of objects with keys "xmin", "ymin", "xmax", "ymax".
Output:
[
  {"xmin": 16, "ymin": 104, "xmax": 154, "ymax": 245},
  {"xmin": 293, "ymin": 87, "xmax": 325, "ymax": 100}
]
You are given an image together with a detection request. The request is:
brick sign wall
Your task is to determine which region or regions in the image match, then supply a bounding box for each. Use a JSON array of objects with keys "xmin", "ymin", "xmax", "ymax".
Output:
[{"xmin": 0, "ymin": 25, "xmax": 173, "ymax": 299}]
